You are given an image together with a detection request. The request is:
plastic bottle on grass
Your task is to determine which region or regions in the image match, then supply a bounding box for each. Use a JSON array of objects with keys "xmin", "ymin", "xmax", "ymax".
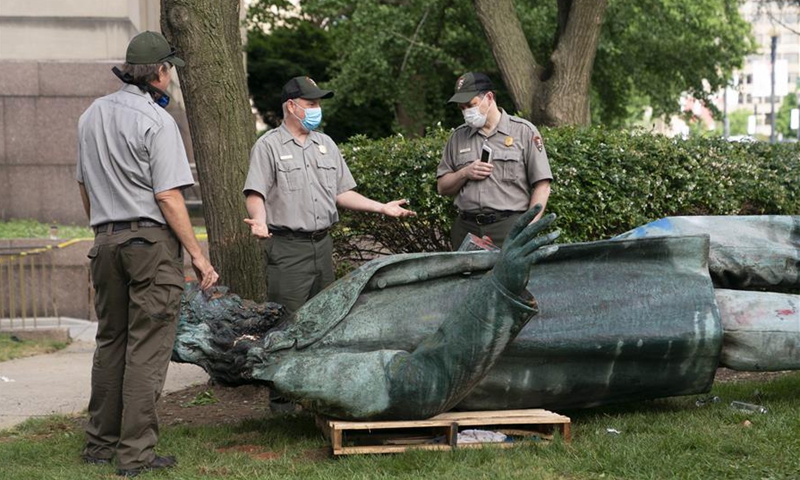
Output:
[{"xmin": 729, "ymin": 401, "xmax": 767, "ymax": 414}]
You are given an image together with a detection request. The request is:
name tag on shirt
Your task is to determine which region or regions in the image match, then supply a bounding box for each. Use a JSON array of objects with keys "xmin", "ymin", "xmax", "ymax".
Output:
[
  {"xmin": 459, "ymin": 147, "xmax": 472, "ymax": 154},
  {"xmin": 279, "ymin": 154, "xmax": 293, "ymax": 160}
]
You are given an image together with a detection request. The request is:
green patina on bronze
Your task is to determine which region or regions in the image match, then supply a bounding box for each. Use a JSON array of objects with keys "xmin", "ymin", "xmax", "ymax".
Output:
[{"xmin": 173, "ymin": 213, "xmax": 799, "ymax": 420}]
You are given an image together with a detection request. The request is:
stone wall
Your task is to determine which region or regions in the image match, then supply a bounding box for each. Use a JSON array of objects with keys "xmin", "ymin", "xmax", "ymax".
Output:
[
  {"xmin": 0, "ymin": 0, "xmax": 199, "ymax": 225},
  {"xmin": 0, "ymin": 60, "xmax": 198, "ymax": 224},
  {"xmin": 0, "ymin": 61, "xmax": 121, "ymax": 224}
]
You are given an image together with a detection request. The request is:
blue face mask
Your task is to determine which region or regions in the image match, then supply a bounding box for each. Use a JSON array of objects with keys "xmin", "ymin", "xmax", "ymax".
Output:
[
  {"xmin": 153, "ymin": 92, "xmax": 170, "ymax": 108},
  {"xmin": 293, "ymin": 102, "xmax": 322, "ymax": 131}
]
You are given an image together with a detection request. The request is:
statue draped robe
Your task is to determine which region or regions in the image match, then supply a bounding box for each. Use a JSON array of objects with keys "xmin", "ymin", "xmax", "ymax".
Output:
[{"xmin": 174, "ymin": 216, "xmax": 799, "ymax": 420}]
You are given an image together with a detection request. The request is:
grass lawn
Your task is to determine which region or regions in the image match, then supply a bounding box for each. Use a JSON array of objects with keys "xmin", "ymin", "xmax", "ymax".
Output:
[
  {"xmin": 0, "ymin": 219, "xmax": 206, "ymax": 240},
  {"xmin": 0, "ymin": 333, "xmax": 69, "ymax": 362},
  {"xmin": 0, "ymin": 372, "xmax": 798, "ymax": 479},
  {"xmin": 0, "ymin": 219, "xmax": 93, "ymax": 240}
]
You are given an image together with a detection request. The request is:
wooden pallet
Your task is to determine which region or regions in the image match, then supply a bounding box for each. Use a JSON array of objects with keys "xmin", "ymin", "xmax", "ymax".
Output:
[{"xmin": 317, "ymin": 409, "xmax": 571, "ymax": 455}]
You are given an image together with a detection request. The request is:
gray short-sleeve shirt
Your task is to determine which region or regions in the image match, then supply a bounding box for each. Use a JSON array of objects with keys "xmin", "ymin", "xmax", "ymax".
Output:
[
  {"xmin": 76, "ymin": 84, "xmax": 194, "ymax": 226},
  {"xmin": 243, "ymin": 124, "xmax": 357, "ymax": 231},
  {"xmin": 437, "ymin": 109, "xmax": 553, "ymax": 212}
]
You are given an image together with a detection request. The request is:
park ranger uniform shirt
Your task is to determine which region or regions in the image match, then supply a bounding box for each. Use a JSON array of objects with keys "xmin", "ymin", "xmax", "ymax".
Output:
[
  {"xmin": 243, "ymin": 123, "xmax": 357, "ymax": 232},
  {"xmin": 437, "ymin": 109, "xmax": 553, "ymax": 212},
  {"xmin": 76, "ymin": 84, "xmax": 194, "ymax": 227}
]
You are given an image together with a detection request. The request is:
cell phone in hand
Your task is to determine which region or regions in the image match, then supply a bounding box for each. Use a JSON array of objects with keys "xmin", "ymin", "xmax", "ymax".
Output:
[{"xmin": 480, "ymin": 145, "xmax": 493, "ymax": 163}]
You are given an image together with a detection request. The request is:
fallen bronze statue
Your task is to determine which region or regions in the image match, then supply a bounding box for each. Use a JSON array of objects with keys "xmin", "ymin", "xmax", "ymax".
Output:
[{"xmin": 173, "ymin": 206, "xmax": 799, "ymax": 420}]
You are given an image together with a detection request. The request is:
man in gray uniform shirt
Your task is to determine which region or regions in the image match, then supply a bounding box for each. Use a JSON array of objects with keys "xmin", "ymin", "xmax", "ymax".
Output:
[
  {"xmin": 437, "ymin": 72, "xmax": 553, "ymax": 248},
  {"xmin": 243, "ymin": 76, "xmax": 415, "ymax": 315},
  {"xmin": 75, "ymin": 31, "xmax": 218, "ymax": 477}
]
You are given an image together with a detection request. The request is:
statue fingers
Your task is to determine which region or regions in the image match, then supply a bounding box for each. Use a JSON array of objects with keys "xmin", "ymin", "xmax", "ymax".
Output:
[
  {"xmin": 520, "ymin": 230, "xmax": 561, "ymax": 258},
  {"xmin": 524, "ymin": 244, "xmax": 559, "ymax": 265},
  {"xmin": 511, "ymin": 212, "xmax": 557, "ymax": 248},
  {"xmin": 506, "ymin": 205, "xmax": 543, "ymax": 242}
]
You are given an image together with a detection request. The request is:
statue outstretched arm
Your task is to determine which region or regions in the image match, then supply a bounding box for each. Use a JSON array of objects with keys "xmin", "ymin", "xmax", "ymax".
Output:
[{"xmin": 260, "ymin": 206, "xmax": 559, "ymax": 419}]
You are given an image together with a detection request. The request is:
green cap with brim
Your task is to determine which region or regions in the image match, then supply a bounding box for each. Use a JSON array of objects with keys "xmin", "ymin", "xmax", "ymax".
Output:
[
  {"xmin": 281, "ymin": 76, "xmax": 334, "ymax": 103},
  {"xmin": 448, "ymin": 72, "xmax": 493, "ymax": 103},
  {"xmin": 126, "ymin": 31, "xmax": 185, "ymax": 67}
]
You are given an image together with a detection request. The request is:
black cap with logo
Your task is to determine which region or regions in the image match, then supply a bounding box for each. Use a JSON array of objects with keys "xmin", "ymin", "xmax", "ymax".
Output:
[
  {"xmin": 126, "ymin": 31, "xmax": 185, "ymax": 67},
  {"xmin": 448, "ymin": 72, "xmax": 493, "ymax": 103},
  {"xmin": 281, "ymin": 76, "xmax": 334, "ymax": 103}
]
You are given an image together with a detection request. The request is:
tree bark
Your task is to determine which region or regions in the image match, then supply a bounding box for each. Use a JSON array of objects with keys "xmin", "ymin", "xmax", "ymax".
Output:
[
  {"xmin": 161, "ymin": 0, "xmax": 267, "ymax": 301},
  {"xmin": 474, "ymin": 0, "xmax": 608, "ymax": 127}
]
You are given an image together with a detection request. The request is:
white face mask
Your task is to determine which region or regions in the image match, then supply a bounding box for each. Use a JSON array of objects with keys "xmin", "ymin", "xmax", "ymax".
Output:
[{"xmin": 462, "ymin": 94, "xmax": 489, "ymax": 129}]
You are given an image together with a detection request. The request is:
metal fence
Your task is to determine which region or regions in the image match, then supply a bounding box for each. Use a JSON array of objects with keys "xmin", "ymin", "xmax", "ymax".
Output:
[{"xmin": 0, "ymin": 242, "xmax": 66, "ymax": 328}]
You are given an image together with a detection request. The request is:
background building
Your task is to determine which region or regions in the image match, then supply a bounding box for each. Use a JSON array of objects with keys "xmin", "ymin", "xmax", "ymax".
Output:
[
  {"xmin": 0, "ymin": 0, "xmax": 195, "ymax": 224},
  {"xmin": 735, "ymin": 1, "xmax": 800, "ymax": 137}
]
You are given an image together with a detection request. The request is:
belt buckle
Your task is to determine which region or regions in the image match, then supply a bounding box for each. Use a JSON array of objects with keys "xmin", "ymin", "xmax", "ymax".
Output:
[
  {"xmin": 311, "ymin": 229, "xmax": 327, "ymax": 240},
  {"xmin": 475, "ymin": 213, "xmax": 495, "ymax": 225}
]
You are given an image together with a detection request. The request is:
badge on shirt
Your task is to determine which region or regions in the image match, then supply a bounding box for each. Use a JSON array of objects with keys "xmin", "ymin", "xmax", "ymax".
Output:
[
  {"xmin": 504, "ymin": 136, "xmax": 513, "ymax": 147},
  {"xmin": 279, "ymin": 154, "xmax": 293, "ymax": 160},
  {"xmin": 533, "ymin": 135, "xmax": 543, "ymax": 152},
  {"xmin": 458, "ymin": 147, "xmax": 472, "ymax": 154},
  {"xmin": 318, "ymin": 145, "xmax": 327, "ymax": 155}
]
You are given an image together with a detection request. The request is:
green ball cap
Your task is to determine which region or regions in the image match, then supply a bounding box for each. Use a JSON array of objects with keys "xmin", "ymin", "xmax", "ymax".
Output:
[
  {"xmin": 281, "ymin": 76, "xmax": 334, "ymax": 103},
  {"xmin": 126, "ymin": 31, "xmax": 185, "ymax": 67},
  {"xmin": 448, "ymin": 72, "xmax": 493, "ymax": 104}
]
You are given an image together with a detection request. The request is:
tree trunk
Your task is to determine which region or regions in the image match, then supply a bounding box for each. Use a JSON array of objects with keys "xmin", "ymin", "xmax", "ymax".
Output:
[
  {"xmin": 161, "ymin": 0, "xmax": 267, "ymax": 301},
  {"xmin": 474, "ymin": 0, "xmax": 608, "ymax": 127}
]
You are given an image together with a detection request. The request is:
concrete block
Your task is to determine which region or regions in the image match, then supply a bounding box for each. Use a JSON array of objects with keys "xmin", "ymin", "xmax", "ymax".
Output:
[
  {"xmin": 4, "ymin": 97, "xmax": 88, "ymax": 166},
  {"xmin": 7, "ymin": 165, "xmax": 86, "ymax": 223},
  {"xmin": 35, "ymin": 97, "xmax": 94, "ymax": 165},
  {"xmin": 4, "ymin": 97, "xmax": 37, "ymax": 165},
  {"xmin": 1, "ymin": 0, "xmax": 130, "ymax": 18},
  {"xmin": 0, "ymin": 62, "xmax": 40, "ymax": 96},
  {"xmin": 52, "ymin": 265, "xmax": 91, "ymax": 319},
  {"xmin": 0, "ymin": 166, "xmax": 8, "ymax": 219},
  {"xmin": 0, "ymin": 19, "xmax": 131, "ymax": 61},
  {"xmin": 0, "ymin": 99, "xmax": 5, "ymax": 164},
  {"xmin": 39, "ymin": 62, "xmax": 120, "ymax": 97}
]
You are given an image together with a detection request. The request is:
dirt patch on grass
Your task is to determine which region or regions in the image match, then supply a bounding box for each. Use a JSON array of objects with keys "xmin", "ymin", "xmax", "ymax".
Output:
[
  {"xmin": 158, "ymin": 384, "xmax": 272, "ymax": 427},
  {"xmin": 713, "ymin": 368, "xmax": 794, "ymax": 384}
]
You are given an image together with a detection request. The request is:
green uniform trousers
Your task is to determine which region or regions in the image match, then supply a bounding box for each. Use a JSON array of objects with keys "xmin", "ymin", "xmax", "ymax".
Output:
[
  {"xmin": 83, "ymin": 225, "xmax": 184, "ymax": 470},
  {"xmin": 264, "ymin": 232, "xmax": 334, "ymax": 314},
  {"xmin": 450, "ymin": 213, "xmax": 522, "ymax": 250}
]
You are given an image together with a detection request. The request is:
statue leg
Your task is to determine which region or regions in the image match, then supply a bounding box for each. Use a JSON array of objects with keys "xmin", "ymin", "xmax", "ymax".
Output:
[{"xmin": 717, "ymin": 289, "xmax": 800, "ymax": 371}]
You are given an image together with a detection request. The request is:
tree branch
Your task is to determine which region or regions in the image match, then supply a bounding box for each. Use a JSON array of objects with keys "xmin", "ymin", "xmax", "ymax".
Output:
[{"xmin": 399, "ymin": 8, "xmax": 430, "ymax": 75}]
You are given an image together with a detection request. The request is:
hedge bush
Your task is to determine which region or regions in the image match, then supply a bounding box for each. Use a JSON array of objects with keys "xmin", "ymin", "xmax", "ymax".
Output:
[{"xmin": 334, "ymin": 125, "xmax": 799, "ymax": 262}]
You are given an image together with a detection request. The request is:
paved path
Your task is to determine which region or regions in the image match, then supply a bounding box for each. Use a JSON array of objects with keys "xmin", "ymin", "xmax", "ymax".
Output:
[{"xmin": 0, "ymin": 318, "xmax": 209, "ymax": 430}]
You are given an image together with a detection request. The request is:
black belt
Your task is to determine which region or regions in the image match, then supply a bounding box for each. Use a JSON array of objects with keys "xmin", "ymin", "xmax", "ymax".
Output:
[
  {"xmin": 459, "ymin": 210, "xmax": 523, "ymax": 226},
  {"xmin": 94, "ymin": 219, "xmax": 165, "ymax": 234},
  {"xmin": 269, "ymin": 227, "xmax": 330, "ymax": 241}
]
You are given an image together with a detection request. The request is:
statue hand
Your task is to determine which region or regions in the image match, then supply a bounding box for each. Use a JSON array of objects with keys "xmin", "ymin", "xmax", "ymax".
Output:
[{"xmin": 492, "ymin": 204, "xmax": 559, "ymax": 296}]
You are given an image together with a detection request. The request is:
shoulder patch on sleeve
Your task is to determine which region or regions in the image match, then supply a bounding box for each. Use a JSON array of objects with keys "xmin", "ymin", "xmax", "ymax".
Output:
[{"xmin": 533, "ymin": 135, "xmax": 544, "ymax": 152}]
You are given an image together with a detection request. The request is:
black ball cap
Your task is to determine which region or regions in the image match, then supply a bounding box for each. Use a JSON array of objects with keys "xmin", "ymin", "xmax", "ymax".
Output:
[
  {"xmin": 281, "ymin": 76, "xmax": 334, "ymax": 103},
  {"xmin": 448, "ymin": 72, "xmax": 493, "ymax": 104}
]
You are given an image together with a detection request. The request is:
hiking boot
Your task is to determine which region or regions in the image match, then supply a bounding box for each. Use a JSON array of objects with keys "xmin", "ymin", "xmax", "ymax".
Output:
[
  {"xmin": 81, "ymin": 453, "xmax": 112, "ymax": 465},
  {"xmin": 116, "ymin": 455, "xmax": 176, "ymax": 477}
]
